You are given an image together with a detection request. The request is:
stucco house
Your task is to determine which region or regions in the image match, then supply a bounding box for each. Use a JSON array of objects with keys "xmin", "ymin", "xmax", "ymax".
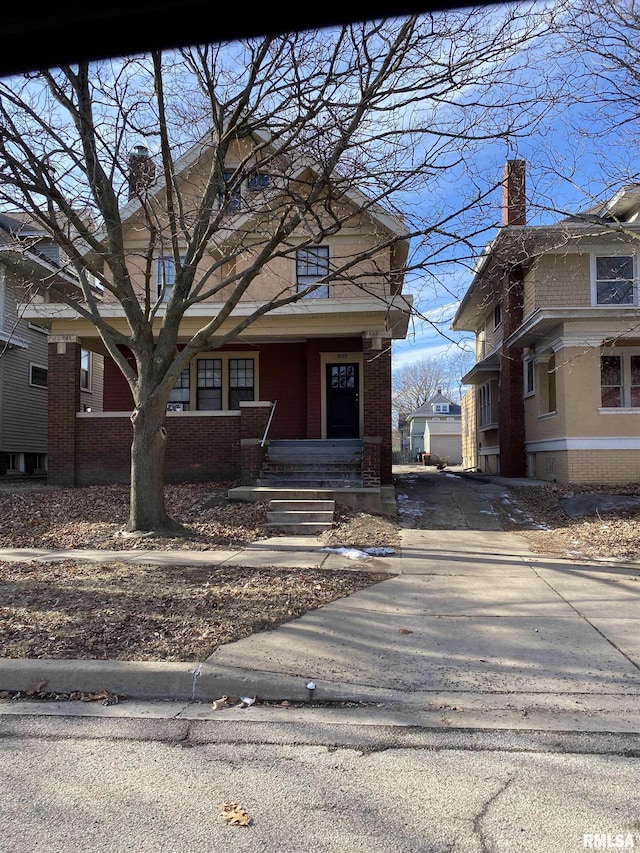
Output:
[
  {"xmin": 20, "ymin": 135, "xmax": 411, "ymax": 506},
  {"xmin": 0, "ymin": 212, "xmax": 103, "ymax": 476},
  {"xmin": 406, "ymin": 390, "xmax": 462, "ymax": 464},
  {"xmin": 453, "ymin": 161, "xmax": 640, "ymax": 484}
]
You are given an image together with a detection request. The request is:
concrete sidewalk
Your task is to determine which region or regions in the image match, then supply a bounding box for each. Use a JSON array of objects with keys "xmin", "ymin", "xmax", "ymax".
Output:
[{"xmin": 2, "ymin": 524, "xmax": 640, "ymax": 733}]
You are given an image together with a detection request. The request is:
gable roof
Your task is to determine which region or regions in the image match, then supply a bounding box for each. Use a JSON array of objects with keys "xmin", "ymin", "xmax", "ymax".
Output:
[{"xmin": 408, "ymin": 392, "xmax": 461, "ymax": 420}]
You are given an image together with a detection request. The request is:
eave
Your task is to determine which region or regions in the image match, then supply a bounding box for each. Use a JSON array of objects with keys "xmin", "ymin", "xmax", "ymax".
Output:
[
  {"xmin": 505, "ymin": 306, "xmax": 640, "ymax": 349},
  {"xmin": 20, "ymin": 294, "xmax": 413, "ymax": 342},
  {"xmin": 460, "ymin": 350, "xmax": 500, "ymax": 385}
]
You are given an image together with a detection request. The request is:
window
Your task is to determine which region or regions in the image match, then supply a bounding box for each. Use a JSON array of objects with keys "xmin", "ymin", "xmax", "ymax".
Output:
[
  {"xmin": 478, "ymin": 383, "xmax": 492, "ymax": 427},
  {"xmin": 594, "ymin": 255, "xmax": 636, "ymax": 305},
  {"xmin": 434, "ymin": 403, "xmax": 449, "ymax": 413},
  {"xmin": 601, "ymin": 352, "xmax": 640, "ymax": 408},
  {"xmin": 523, "ymin": 356, "xmax": 535, "ymax": 397},
  {"xmin": 493, "ymin": 302, "xmax": 502, "ymax": 329},
  {"xmin": 219, "ymin": 170, "xmax": 242, "ymax": 213},
  {"xmin": 229, "ymin": 358, "xmax": 255, "ymax": 409},
  {"xmin": 296, "ymin": 246, "xmax": 329, "ymax": 298},
  {"xmin": 30, "ymin": 364, "xmax": 48, "ymax": 388},
  {"xmin": 247, "ymin": 172, "xmax": 270, "ymax": 191},
  {"xmin": 156, "ymin": 256, "xmax": 184, "ymax": 301},
  {"xmin": 167, "ymin": 367, "xmax": 190, "ymax": 411},
  {"xmin": 80, "ymin": 349, "xmax": 91, "ymax": 390},
  {"xmin": 197, "ymin": 358, "xmax": 223, "ymax": 410}
]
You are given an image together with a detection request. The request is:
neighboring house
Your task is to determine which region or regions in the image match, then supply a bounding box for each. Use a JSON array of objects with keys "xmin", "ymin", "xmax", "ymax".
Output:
[
  {"xmin": 0, "ymin": 213, "xmax": 103, "ymax": 476},
  {"xmin": 21, "ymin": 137, "xmax": 411, "ymax": 501},
  {"xmin": 406, "ymin": 390, "xmax": 462, "ymax": 464},
  {"xmin": 452, "ymin": 160, "xmax": 640, "ymax": 484}
]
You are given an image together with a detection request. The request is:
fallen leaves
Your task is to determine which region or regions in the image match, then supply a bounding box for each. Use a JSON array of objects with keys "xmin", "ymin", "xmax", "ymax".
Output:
[
  {"xmin": 0, "ymin": 560, "xmax": 389, "ymax": 661},
  {"xmin": 220, "ymin": 802, "xmax": 251, "ymax": 826}
]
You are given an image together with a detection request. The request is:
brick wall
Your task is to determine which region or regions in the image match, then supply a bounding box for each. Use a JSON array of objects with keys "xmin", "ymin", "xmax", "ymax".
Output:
[
  {"xmin": 48, "ymin": 337, "xmax": 81, "ymax": 487},
  {"xmin": 363, "ymin": 337, "xmax": 392, "ymax": 483},
  {"xmin": 74, "ymin": 412, "xmax": 242, "ymax": 486}
]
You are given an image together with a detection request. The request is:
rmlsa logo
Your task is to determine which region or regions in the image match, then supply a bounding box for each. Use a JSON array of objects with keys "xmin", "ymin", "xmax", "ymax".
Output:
[{"xmin": 584, "ymin": 834, "xmax": 635, "ymax": 849}]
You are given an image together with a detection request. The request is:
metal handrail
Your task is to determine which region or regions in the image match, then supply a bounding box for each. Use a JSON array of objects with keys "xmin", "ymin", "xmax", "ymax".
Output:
[{"xmin": 261, "ymin": 399, "xmax": 277, "ymax": 447}]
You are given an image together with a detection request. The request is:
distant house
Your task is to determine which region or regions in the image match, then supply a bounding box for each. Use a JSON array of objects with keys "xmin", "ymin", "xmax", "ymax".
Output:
[
  {"xmin": 0, "ymin": 213, "xmax": 103, "ymax": 476},
  {"xmin": 453, "ymin": 161, "xmax": 640, "ymax": 484},
  {"xmin": 407, "ymin": 390, "xmax": 462, "ymax": 464}
]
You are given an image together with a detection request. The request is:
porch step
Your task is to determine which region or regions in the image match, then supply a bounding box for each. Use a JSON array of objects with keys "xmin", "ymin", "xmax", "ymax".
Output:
[
  {"xmin": 266, "ymin": 499, "xmax": 335, "ymax": 535},
  {"xmin": 262, "ymin": 439, "xmax": 363, "ymax": 488}
]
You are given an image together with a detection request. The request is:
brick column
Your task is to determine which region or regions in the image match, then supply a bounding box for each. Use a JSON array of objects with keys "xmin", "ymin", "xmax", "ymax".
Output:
[
  {"xmin": 499, "ymin": 268, "xmax": 526, "ymax": 477},
  {"xmin": 239, "ymin": 401, "xmax": 272, "ymax": 485},
  {"xmin": 48, "ymin": 336, "xmax": 82, "ymax": 486},
  {"xmin": 362, "ymin": 336, "xmax": 392, "ymax": 484}
]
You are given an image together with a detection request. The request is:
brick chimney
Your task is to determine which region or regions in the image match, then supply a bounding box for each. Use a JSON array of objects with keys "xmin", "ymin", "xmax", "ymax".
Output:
[
  {"xmin": 128, "ymin": 145, "xmax": 155, "ymax": 200},
  {"xmin": 502, "ymin": 160, "xmax": 526, "ymax": 226}
]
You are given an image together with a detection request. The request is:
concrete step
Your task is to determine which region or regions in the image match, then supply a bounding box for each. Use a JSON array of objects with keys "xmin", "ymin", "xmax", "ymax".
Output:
[
  {"xmin": 269, "ymin": 500, "xmax": 335, "ymax": 512},
  {"xmin": 258, "ymin": 478, "xmax": 363, "ymax": 488},
  {"xmin": 261, "ymin": 463, "xmax": 362, "ymax": 474},
  {"xmin": 265, "ymin": 498, "xmax": 335, "ymax": 535}
]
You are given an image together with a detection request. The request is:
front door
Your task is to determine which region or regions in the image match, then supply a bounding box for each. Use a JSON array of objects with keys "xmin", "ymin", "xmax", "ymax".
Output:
[{"xmin": 326, "ymin": 363, "xmax": 360, "ymax": 438}]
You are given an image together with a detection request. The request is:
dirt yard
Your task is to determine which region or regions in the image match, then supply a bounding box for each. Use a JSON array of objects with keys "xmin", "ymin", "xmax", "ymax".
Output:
[{"xmin": 0, "ymin": 476, "xmax": 638, "ymax": 665}]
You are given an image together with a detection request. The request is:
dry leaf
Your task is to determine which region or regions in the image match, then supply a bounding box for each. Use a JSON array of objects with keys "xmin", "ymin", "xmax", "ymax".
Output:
[
  {"xmin": 398, "ymin": 628, "xmax": 413, "ymax": 635},
  {"xmin": 220, "ymin": 802, "xmax": 251, "ymax": 826},
  {"xmin": 25, "ymin": 679, "xmax": 48, "ymax": 695}
]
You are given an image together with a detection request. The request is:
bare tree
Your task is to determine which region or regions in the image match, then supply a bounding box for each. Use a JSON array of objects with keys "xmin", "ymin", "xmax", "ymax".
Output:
[
  {"xmin": 392, "ymin": 347, "xmax": 474, "ymax": 415},
  {"xmin": 0, "ymin": 10, "xmax": 552, "ymax": 533}
]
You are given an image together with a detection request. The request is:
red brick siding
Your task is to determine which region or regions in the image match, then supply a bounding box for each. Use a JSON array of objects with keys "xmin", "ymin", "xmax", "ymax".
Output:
[
  {"xmin": 74, "ymin": 414, "xmax": 241, "ymax": 486},
  {"xmin": 363, "ymin": 338, "xmax": 392, "ymax": 483},
  {"xmin": 48, "ymin": 340, "xmax": 81, "ymax": 487}
]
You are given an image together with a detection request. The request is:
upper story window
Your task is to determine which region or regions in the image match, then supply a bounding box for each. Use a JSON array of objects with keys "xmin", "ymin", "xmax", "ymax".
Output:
[
  {"xmin": 434, "ymin": 403, "xmax": 449, "ymax": 413},
  {"xmin": 80, "ymin": 349, "xmax": 91, "ymax": 390},
  {"xmin": 478, "ymin": 383, "xmax": 492, "ymax": 428},
  {"xmin": 247, "ymin": 172, "xmax": 270, "ymax": 191},
  {"xmin": 219, "ymin": 170, "xmax": 242, "ymax": 213},
  {"xmin": 493, "ymin": 302, "xmax": 502, "ymax": 329},
  {"xmin": 156, "ymin": 256, "xmax": 185, "ymax": 301},
  {"xmin": 296, "ymin": 246, "xmax": 329, "ymax": 298},
  {"xmin": 593, "ymin": 255, "xmax": 636, "ymax": 305}
]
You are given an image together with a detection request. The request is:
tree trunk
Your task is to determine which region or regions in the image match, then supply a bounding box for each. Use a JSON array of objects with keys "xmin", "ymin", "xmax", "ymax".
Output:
[{"xmin": 127, "ymin": 400, "xmax": 182, "ymax": 533}]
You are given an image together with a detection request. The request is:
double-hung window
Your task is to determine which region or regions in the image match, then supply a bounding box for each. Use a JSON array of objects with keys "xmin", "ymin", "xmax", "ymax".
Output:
[
  {"xmin": 156, "ymin": 256, "xmax": 184, "ymax": 302},
  {"xmin": 247, "ymin": 172, "xmax": 270, "ymax": 191},
  {"xmin": 601, "ymin": 351, "xmax": 640, "ymax": 408},
  {"xmin": 219, "ymin": 170, "xmax": 242, "ymax": 213},
  {"xmin": 478, "ymin": 383, "xmax": 492, "ymax": 427},
  {"xmin": 168, "ymin": 367, "xmax": 191, "ymax": 411},
  {"xmin": 80, "ymin": 349, "xmax": 91, "ymax": 390},
  {"xmin": 594, "ymin": 255, "xmax": 636, "ymax": 305},
  {"xmin": 296, "ymin": 246, "xmax": 329, "ymax": 298}
]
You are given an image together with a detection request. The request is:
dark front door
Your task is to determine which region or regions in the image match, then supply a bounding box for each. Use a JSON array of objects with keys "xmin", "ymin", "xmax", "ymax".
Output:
[{"xmin": 326, "ymin": 362, "xmax": 359, "ymax": 438}]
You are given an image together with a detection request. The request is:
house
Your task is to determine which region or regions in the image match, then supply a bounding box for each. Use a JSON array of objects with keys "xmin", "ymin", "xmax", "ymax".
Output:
[
  {"xmin": 0, "ymin": 213, "xmax": 103, "ymax": 477},
  {"xmin": 406, "ymin": 390, "xmax": 462, "ymax": 464},
  {"xmin": 20, "ymin": 136, "xmax": 412, "ymax": 507},
  {"xmin": 452, "ymin": 160, "xmax": 640, "ymax": 484}
]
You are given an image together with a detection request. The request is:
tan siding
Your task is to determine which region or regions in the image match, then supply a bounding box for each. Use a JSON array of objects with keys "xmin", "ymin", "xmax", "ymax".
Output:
[{"xmin": 529, "ymin": 253, "xmax": 591, "ymax": 310}]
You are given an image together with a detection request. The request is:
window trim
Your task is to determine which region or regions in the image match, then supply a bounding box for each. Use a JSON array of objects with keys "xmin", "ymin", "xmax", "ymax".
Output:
[
  {"xmin": 156, "ymin": 255, "xmax": 186, "ymax": 302},
  {"xmin": 591, "ymin": 252, "xmax": 638, "ymax": 307},
  {"xmin": 478, "ymin": 382, "xmax": 493, "ymax": 428},
  {"xmin": 493, "ymin": 302, "xmax": 502, "ymax": 329},
  {"xmin": 168, "ymin": 351, "xmax": 259, "ymax": 412},
  {"xmin": 599, "ymin": 348, "xmax": 640, "ymax": 409},
  {"xmin": 29, "ymin": 362, "xmax": 48, "ymax": 389},
  {"xmin": 295, "ymin": 245, "xmax": 330, "ymax": 298},
  {"xmin": 523, "ymin": 354, "xmax": 535, "ymax": 398},
  {"xmin": 80, "ymin": 349, "xmax": 91, "ymax": 391}
]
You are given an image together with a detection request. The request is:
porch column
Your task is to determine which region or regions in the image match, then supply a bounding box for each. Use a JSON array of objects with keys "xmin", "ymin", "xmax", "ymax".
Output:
[
  {"xmin": 48, "ymin": 335, "xmax": 82, "ymax": 487},
  {"xmin": 499, "ymin": 267, "xmax": 526, "ymax": 477},
  {"xmin": 362, "ymin": 335, "xmax": 392, "ymax": 484},
  {"xmin": 239, "ymin": 401, "xmax": 272, "ymax": 485}
]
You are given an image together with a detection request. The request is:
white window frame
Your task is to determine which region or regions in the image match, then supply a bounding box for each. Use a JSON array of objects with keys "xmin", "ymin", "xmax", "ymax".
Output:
[
  {"xmin": 80, "ymin": 349, "xmax": 91, "ymax": 391},
  {"xmin": 296, "ymin": 246, "xmax": 330, "ymax": 298},
  {"xmin": 434, "ymin": 403, "xmax": 450, "ymax": 413},
  {"xmin": 29, "ymin": 362, "xmax": 48, "ymax": 389},
  {"xmin": 493, "ymin": 302, "xmax": 503, "ymax": 329},
  {"xmin": 168, "ymin": 351, "xmax": 259, "ymax": 412},
  {"xmin": 591, "ymin": 253, "xmax": 638, "ymax": 306},
  {"xmin": 478, "ymin": 382, "xmax": 492, "ymax": 428},
  {"xmin": 599, "ymin": 348, "xmax": 640, "ymax": 410},
  {"xmin": 156, "ymin": 255, "xmax": 186, "ymax": 302},
  {"xmin": 523, "ymin": 355, "xmax": 535, "ymax": 397}
]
